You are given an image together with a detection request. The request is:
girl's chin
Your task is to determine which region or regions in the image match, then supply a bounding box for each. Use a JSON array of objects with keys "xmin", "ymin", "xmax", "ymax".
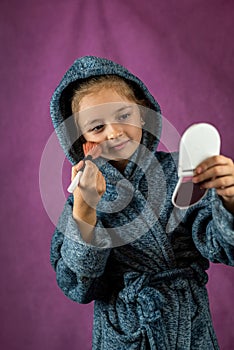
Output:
[
  {"xmin": 102, "ymin": 151, "xmax": 134, "ymax": 162},
  {"xmin": 102, "ymin": 145, "xmax": 139, "ymax": 161}
]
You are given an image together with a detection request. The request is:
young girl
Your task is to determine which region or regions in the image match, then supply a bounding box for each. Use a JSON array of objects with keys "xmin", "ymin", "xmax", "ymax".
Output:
[{"xmin": 50, "ymin": 56, "xmax": 234, "ymax": 349}]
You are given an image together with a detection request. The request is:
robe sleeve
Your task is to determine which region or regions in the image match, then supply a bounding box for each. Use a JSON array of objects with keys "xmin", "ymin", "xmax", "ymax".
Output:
[
  {"xmin": 191, "ymin": 189, "xmax": 234, "ymax": 265},
  {"xmin": 50, "ymin": 195, "xmax": 111, "ymax": 303}
]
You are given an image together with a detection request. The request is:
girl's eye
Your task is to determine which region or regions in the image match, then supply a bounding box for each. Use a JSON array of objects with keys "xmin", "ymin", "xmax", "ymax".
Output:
[
  {"xmin": 90, "ymin": 124, "xmax": 104, "ymax": 132},
  {"xmin": 118, "ymin": 113, "xmax": 130, "ymax": 121}
]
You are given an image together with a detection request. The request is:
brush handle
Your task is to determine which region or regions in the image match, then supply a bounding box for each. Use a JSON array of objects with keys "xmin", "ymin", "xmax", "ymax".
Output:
[
  {"xmin": 67, "ymin": 171, "xmax": 83, "ymax": 193},
  {"xmin": 67, "ymin": 155, "xmax": 93, "ymax": 193}
]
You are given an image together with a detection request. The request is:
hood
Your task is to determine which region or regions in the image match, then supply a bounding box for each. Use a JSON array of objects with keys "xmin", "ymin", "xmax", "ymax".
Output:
[{"xmin": 50, "ymin": 56, "xmax": 162, "ymax": 165}]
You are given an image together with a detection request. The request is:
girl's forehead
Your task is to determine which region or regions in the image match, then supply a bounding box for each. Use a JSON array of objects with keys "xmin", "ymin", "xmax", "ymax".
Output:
[{"xmin": 78, "ymin": 87, "xmax": 134, "ymax": 112}]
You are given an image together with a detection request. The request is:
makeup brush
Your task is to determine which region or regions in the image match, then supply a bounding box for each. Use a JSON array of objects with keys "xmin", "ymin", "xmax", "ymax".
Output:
[{"xmin": 67, "ymin": 142, "xmax": 102, "ymax": 193}]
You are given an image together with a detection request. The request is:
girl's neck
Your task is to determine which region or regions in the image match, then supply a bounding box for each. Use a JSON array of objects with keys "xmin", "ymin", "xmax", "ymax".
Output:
[{"xmin": 109, "ymin": 159, "xmax": 129, "ymax": 174}]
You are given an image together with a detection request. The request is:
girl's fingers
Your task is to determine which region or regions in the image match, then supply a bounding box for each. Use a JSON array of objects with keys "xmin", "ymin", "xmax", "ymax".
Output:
[
  {"xmin": 75, "ymin": 161, "xmax": 106, "ymax": 207},
  {"xmin": 79, "ymin": 161, "xmax": 106, "ymax": 195},
  {"xmin": 71, "ymin": 160, "xmax": 84, "ymax": 181},
  {"xmin": 193, "ymin": 155, "xmax": 234, "ymax": 212},
  {"xmin": 195, "ymin": 155, "xmax": 232, "ymax": 175},
  {"xmin": 193, "ymin": 165, "xmax": 233, "ymax": 183},
  {"xmin": 96, "ymin": 170, "xmax": 106, "ymax": 195},
  {"xmin": 199, "ymin": 175, "xmax": 234, "ymax": 190},
  {"xmin": 193, "ymin": 156, "xmax": 234, "ymax": 184},
  {"xmin": 80, "ymin": 161, "xmax": 98, "ymax": 183}
]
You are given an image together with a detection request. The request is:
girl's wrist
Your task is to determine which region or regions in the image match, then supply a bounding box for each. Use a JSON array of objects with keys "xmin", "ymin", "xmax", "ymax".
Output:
[
  {"xmin": 73, "ymin": 206, "xmax": 97, "ymax": 243},
  {"xmin": 221, "ymin": 196, "xmax": 234, "ymax": 215},
  {"xmin": 73, "ymin": 200, "xmax": 97, "ymax": 224}
]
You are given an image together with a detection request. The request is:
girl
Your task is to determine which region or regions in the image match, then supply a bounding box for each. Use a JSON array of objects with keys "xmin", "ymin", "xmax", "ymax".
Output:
[{"xmin": 50, "ymin": 56, "xmax": 234, "ymax": 349}]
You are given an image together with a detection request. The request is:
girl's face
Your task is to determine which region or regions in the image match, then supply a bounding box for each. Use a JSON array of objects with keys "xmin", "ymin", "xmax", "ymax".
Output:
[{"xmin": 76, "ymin": 88, "xmax": 143, "ymax": 165}]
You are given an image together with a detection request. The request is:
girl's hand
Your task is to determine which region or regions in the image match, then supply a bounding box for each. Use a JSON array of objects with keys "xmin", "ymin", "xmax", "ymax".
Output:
[
  {"xmin": 71, "ymin": 160, "xmax": 106, "ymax": 234},
  {"xmin": 193, "ymin": 155, "xmax": 234, "ymax": 214},
  {"xmin": 72, "ymin": 160, "xmax": 106, "ymax": 209}
]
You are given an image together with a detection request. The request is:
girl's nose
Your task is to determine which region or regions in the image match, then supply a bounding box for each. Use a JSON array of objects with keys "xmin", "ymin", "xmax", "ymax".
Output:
[{"xmin": 106, "ymin": 124, "xmax": 123, "ymax": 140}]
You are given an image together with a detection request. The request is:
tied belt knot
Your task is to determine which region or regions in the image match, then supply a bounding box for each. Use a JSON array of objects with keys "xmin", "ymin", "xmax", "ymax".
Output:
[
  {"xmin": 119, "ymin": 272, "xmax": 164, "ymax": 324},
  {"xmin": 118, "ymin": 265, "xmax": 208, "ymax": 325}
]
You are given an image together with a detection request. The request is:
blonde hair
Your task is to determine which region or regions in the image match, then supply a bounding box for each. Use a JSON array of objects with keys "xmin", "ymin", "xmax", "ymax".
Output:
[{"xmin": 71, "ymin": 75, "xmax": 149, "ymax": 128}]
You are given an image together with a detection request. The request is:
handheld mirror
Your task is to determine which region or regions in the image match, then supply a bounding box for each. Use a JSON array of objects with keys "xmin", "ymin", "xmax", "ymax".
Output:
[{"xmin": 172, "ymin": 123, "xmax": 221, "ymax": 209}]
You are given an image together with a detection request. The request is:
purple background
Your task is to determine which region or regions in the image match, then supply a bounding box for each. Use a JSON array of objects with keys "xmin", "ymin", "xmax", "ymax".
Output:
[{"xmin": 1, "ymin": 0, "xmax": 234, "ymax": 349}]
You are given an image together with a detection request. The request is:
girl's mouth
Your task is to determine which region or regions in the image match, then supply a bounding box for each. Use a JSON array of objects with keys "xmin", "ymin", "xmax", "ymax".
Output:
[{"xmin": 111, "ymin": 140, "xmax": 130, "ymax": 151}]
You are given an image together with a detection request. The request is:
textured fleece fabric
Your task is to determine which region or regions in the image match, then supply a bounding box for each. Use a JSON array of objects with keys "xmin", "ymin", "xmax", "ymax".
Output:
[{"xmin": 50, "ymin": 56, "xmax": 234, "ymax": 349}]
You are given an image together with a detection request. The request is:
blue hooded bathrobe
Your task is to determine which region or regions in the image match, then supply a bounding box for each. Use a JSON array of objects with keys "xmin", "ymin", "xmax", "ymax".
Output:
[{"xmin": 50, "ymin": 56, "xmax": 234, "ymax": 349}]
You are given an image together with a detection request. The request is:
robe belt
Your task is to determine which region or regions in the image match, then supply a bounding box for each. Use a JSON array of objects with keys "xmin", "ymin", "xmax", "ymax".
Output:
[{"xmin": 117, "ymin": 265, "xmax": 208, "ymax": 349}]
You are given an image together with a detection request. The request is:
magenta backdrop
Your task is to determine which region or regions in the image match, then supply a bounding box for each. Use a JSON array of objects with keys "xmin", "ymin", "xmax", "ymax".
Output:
[{"xmin": 1, "ymin": 0, "xmax": 234, "ymax": 349}]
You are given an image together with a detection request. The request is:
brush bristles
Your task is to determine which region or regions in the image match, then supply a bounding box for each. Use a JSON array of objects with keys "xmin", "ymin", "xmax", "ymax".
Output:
[
  {"xmin": 83, "ymin": 142, "xmax": 97, "ymax": 155},
  {"xmin": 83, "ymin": 142, "xmax": 102, "ymax": 159}
]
